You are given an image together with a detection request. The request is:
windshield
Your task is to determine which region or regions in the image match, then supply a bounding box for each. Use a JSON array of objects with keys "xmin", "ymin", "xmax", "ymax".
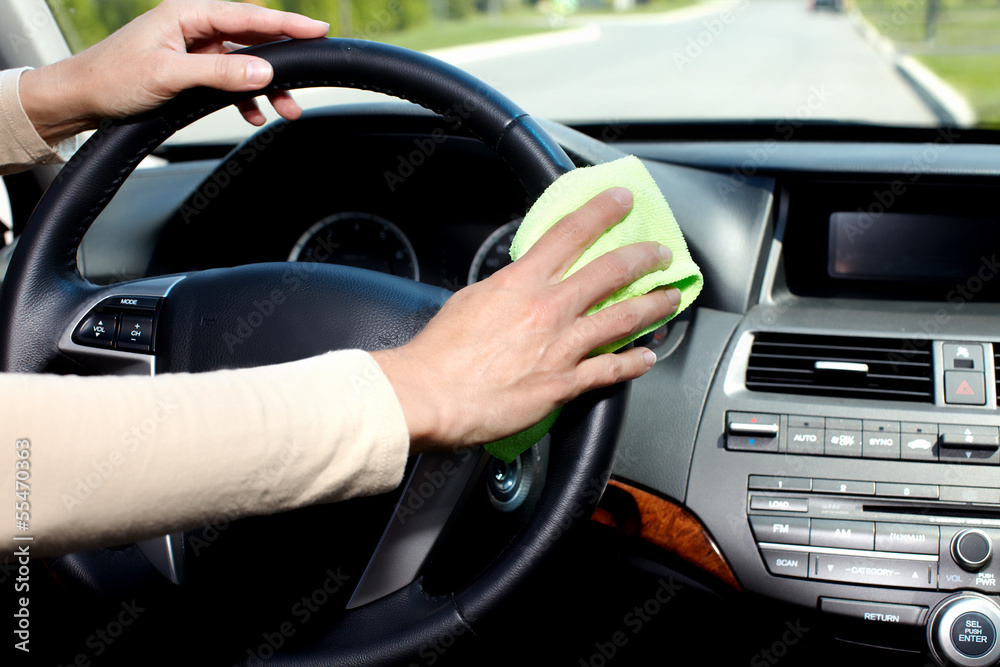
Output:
[{"xmin": 47, "ymin": 0, "xmax": 997, "ymax": 129}]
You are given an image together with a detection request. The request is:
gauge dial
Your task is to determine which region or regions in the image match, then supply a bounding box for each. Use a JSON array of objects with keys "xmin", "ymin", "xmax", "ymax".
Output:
[
  {"xmin": 468, "ymin": 219, "xmax": 521, "ymax": 284},
  {"xmin": 289, "ymin": 212, "xmax": 419, "ymax": 281}
]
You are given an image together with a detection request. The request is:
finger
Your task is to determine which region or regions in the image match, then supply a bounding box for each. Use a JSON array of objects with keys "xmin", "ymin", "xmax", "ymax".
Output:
[
  {"xmin": 236, "ymin": 99, "xmax": 266, "ymax": 126},
  {"xmin": 574, "ymin": 346, "xmax": 658, "ymax": 393},
  {"xmin": 166, "ymin": 52, "xmax": 274, "ymax": 93},
  {"xmin": 267, "ymin": 91, "xmax": 303, "ymax": 121},
  {"xmin": 573, "ymin": 288, "xmax": 680, "ymax": 353},
  {"xmin": 180, "ymin": 2, "xmax": 330, "ymax": 44},
  {"xmin": 560, "ymin": 241, "xmax": 671, "ymax": 314},
  {"xmin": 519, "ymin": 188, "xmax": 633, "ymax": 281}
]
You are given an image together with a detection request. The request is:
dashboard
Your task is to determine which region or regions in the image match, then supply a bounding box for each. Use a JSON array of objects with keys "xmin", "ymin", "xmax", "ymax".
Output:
[{"xmin": 8, "ymin": 103, "xmax": 1000, "ymax": 666}]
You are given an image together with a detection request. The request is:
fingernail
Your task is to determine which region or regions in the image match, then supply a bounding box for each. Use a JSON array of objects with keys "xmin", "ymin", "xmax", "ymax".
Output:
[
  {"xmin": 642, "ymin": 349, "xmax": 657, "ymax": 367},
  {"xmin": 245, "ymin": 60, "xmax": 272, "ymax": 87},
  {"xmin": 610, "ymin": 187, "xmax": 632, "ymax": 208},
  {"xmin": 665, "ymin": 288, "xmax": 681, "ymax": 308},
  {"xmin": 658, "ymin": 245, "xmax": 673, "ymax": 264}
]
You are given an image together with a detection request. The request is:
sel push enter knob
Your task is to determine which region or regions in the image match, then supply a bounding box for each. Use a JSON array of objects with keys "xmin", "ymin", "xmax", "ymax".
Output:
[{"xmin": 928, "ymin": 593, "xmax": 1000, "ymax": 667}]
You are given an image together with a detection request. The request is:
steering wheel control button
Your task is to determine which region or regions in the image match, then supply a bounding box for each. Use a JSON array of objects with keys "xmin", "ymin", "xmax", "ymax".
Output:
[
  {"xmin": 810, "ymin": 554, "xmax": 936, "ymax": 589},
  {"xmin": 824, "ymin": 418, "xmax": 862, "ymax": 458},
  {"xmin": 952, "ymin": 613, "xmax": 996, "ymax": 658},
  {"xmin": 820, "ymin": 598, "xmax": 928, "ymax": 627},
  {"xmin": 749, "ymin": 495, "xmax": 808, "ymax": 513},
  {"xmin": 810, "ymin": 519, "xmax": 875, "ymax": 550},
  {"xmin": 945, "ymin": 371, "xmax": 987, "ymax": 406},
  {"xmin": 115, "ymin": 315, "xmax": 156, "ymax": 353},
  {"xmin": 760, "ymin": 548, "xmax": 809, "ymax": 578},
  {"xmin": 73, "ymin": 312, "xmax": 119, "ymax": 349},
  {"xmin": 748, "ymin": 475, "xmax": 811, "ymax": 492},
  {"xmin": 812, "ymin": 478, "xmax": 875, "ymax": 495},
  {"xmin": 953, "ymin": 530, "xmax": 993, "ymax": 571},
  {"xmin": 875, "ymin": 523, "xmax": 940, "ymax": 556},
  {"xmin": 99, "ymin": 295, "xmax": 160, "ymax": 311},
  {"xmin": 750, "ymin": 516, "xmax": 809, "ymax": 545},
  {"xmin": 862, "ymin": 420, "xmax": 901, "ymax": 459},
  {"xmin": 726, "ymin": 412, "xmax": 779, "ymax": 452}
]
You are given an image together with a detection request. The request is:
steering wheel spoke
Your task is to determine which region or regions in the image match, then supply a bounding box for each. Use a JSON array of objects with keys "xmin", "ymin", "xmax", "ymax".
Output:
[
  {"xmin": 347, "ymin": 448, "xmax": 489, "ymax": 609},
  {"xmin": 57, "ymin": 275, "xmax": 186, "ymax": 376}
]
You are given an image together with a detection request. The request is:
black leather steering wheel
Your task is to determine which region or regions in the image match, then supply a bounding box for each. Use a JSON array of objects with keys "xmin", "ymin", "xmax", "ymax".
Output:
[{"xmin": 0, "ymin": 38, "xmax": 628, "ymax": 664}]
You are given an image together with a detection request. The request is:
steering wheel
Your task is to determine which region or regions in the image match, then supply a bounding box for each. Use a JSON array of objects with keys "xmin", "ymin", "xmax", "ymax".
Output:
[{"xmin": 0, "ymin": 38, "xmax": 628, "ymax": 664}]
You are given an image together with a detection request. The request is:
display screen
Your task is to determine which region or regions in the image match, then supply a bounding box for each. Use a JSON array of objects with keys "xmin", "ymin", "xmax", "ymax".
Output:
[{"xmin": 828, "ymin": 212, "xmax": 1000, "ymax": 281}]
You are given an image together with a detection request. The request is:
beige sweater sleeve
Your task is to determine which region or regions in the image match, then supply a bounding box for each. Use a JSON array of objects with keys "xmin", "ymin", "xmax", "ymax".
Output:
[
  {"xmin": 0, "ymin": 68, "xmax": 65, "ymax": 176},
  {"xmin": 0, "ymin": 349, "xmax": 410, "ymax": 557}
]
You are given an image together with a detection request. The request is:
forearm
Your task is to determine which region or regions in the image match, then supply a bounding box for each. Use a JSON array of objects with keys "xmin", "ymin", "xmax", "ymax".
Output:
[{"xmin": 0, "ymin": 350, "xmax": 409, "ymax": 558}]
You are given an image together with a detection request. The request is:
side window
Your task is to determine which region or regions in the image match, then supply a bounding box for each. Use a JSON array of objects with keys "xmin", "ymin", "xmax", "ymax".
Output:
[{"xmin": 46, "ymin": 1, "xmax": 158, "ymax": 53}]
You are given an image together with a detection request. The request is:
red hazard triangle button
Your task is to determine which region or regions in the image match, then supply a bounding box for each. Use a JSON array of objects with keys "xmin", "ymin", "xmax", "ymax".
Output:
[{"xmin": 945, "ymin": 372, "xmax": 985, "ymax": 405}]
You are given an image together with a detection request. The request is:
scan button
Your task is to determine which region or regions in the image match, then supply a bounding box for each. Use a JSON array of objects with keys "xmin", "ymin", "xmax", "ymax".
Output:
[{"xmin": 761, "ymin": 548, "xmax": 808, "ymax": 578}]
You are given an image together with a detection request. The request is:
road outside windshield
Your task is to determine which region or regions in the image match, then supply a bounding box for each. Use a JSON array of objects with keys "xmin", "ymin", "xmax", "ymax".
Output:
[{"xmin": 49, "ymin": 0, "xmax": 998, "ymax": 128}]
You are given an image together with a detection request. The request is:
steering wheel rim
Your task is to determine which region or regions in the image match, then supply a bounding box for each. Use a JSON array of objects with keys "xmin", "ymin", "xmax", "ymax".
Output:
[{"xmin": 0, "ymin": 38, "xmax": 629, "ymax": 664}]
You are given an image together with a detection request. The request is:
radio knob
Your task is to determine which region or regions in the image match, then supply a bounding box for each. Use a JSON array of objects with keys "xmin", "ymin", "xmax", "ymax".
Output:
[
  {"xmin": 928, "ymin": 593, "xmax": 1000, "ymax": 667},
  {"xmin": 953, "ymin": 529, "xmax": 994, "ymax": 572}
]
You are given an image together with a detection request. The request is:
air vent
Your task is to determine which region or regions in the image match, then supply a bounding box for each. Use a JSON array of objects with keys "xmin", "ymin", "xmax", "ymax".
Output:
[
  {"xmin": 746, "ymin": 333, "xmax": 933, "ymax": 402},
  {"xmin": 994, "ymin": 346, "xmax": 1000, "ymax": 405}
]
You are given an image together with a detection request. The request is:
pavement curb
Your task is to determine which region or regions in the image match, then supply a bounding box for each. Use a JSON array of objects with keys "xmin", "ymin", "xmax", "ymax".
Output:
[{"xmin": 847, "ymin": 8, "xmax": 976, "ymax": 127}]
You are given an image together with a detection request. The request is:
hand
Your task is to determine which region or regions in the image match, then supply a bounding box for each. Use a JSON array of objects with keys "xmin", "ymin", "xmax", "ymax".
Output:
[
  {"xmin": 20, "ymin": 0, "xmax": 330, "ymax": 145},
  {"xmin": 372, "ymin": 187, "xmax": 681, "ymax": 454}
]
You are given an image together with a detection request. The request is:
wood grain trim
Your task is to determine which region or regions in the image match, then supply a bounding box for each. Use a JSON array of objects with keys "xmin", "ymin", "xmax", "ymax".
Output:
[{"xmin": 592, "ymin": 479, "xmax": 741, "ymax": 590}]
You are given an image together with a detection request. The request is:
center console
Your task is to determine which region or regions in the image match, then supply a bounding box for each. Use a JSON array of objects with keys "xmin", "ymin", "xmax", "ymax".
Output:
[{"xmin": 684, "ymin": 179, "xmax": 1000, "ymax": 666}]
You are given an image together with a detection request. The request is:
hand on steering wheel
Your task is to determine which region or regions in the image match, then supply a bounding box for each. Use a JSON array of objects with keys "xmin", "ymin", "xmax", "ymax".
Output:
[{"xmin": 376, "ymin": 186, "xmax": 678, "ymax": 454}]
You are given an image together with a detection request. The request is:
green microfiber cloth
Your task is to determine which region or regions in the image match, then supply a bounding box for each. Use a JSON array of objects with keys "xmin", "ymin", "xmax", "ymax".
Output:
[{"xmin": 484, "ymin": 155, "xmax": 703, "ymax": 463}]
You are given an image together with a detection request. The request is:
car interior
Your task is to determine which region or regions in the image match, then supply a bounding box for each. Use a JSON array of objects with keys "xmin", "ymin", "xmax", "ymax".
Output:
[{"xmin": 2, "ymin": 1, "xmax": 1000, "ymax": 666}]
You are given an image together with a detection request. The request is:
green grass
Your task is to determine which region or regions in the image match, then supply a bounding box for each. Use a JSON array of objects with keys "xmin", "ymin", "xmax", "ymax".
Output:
[
  {"xmin": 855, "ymin": 0, "xmax": 1000, "ymax": 46},
  {"xmin": 379, "ymin": 15, "xmax": 558, "ymax": 51},
  {"xmin": 855, "ymin": 0, "xmax": 1000, "ymax": 127},
  {"xmin": 918, "ymin": 53, "xmax": 1000, "ymax": 125}
]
